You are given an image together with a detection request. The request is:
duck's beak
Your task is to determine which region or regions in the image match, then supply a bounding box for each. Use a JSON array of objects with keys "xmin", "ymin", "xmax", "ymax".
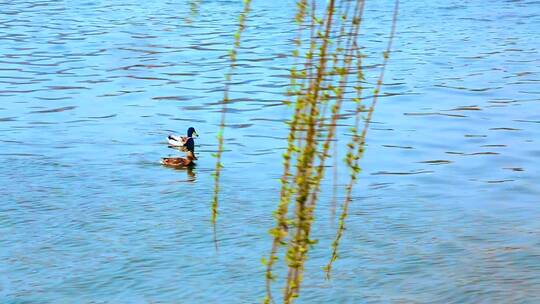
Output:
[{"xmin": 193, "ymin": 131, "xmax": 199, "ymax": 138}]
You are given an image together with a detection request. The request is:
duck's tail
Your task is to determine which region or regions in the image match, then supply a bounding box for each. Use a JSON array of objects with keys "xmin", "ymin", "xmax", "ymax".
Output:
[{"xmin": 167, "ymin": 135, "xmax": 185, "ymax": 147}]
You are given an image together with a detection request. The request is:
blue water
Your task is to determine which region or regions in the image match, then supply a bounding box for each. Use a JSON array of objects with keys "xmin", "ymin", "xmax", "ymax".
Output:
[{"xmin": 1, "ymin": 0, "xmax": 539, "ymax": 303}]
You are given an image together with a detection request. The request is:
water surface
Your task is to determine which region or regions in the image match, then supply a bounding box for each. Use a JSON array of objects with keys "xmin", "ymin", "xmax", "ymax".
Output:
[{"xmin": 1, "ymin": 0, "xmax": 539, "ymax": 303}]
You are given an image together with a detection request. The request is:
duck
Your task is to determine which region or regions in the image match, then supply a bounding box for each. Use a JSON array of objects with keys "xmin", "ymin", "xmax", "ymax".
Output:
[
  {"xmin": 168, "ymin": 127, "xmax": 198, "ymax": 148},
  {"xmin": 161, "ymin": 135, "xmax": 197, "ymax": 167}
]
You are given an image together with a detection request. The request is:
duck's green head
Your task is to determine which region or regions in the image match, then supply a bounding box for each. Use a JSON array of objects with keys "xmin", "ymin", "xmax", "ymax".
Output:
[{"xmin": 187, "ymin": 127, "xmax": 198, "ymax": 138}]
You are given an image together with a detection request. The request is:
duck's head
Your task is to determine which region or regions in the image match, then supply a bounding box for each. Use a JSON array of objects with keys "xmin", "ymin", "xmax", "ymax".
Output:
[{"xmin": 187, "ymin": 127, "xmax": 198, "ymax": 138}]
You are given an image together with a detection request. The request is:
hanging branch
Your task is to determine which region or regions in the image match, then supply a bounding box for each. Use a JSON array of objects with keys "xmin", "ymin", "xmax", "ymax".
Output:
[
  {"xmin": 282, "ymin": 0, "xmax": 337, "ymax": 301},
  {"xmin": 211, "ymin": 0, "xmax": 252, "ymax": 246},
  {"xmin": 325, "ymin": 0, "xmax": 400, "ymax": 279},
  {"xmin": 263, "ymin": 1, "xmax": 311, "ymax": 303},
  {"xmin": 285, "ymin": 0, "xmax": 366, "ymax": 296},
  {"xmin": 262, "ymin": 0, "xmax": 399, "ymax": 302}
]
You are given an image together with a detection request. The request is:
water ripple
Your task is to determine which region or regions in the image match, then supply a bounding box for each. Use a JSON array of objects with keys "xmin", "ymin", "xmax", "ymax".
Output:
[{"xmin": 1, "ymin": 0, "xmax": 539, "ymax": 303}]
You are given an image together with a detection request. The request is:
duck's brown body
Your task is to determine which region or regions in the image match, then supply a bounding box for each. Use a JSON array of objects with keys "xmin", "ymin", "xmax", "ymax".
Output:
[
  {"xmin": 161, "ymin": 151, "xmax": 196, "ymax": 167},
  {"xmin": 161, "ymin": 157, "xmax": 192, "ymax": 167}
]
